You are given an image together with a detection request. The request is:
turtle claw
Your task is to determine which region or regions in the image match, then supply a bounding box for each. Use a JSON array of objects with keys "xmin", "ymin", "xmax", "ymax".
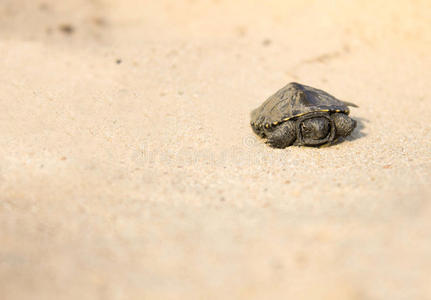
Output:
[{"xmin": 265, "ymin": 139, "xmax": 287, "ymax": 149}]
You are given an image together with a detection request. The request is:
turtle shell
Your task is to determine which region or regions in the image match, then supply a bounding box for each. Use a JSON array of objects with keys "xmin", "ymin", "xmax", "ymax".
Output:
[{"xmin": 251, "ymin": 82, "xmax": 351, "ymax": 129}]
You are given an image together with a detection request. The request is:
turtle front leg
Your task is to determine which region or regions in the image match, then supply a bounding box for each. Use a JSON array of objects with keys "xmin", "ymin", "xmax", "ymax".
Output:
[
  {"xmin": 331, "ymin": 113, "xmax": 357, "ymax": 138},
  {"xmin": 265, "ymin": 121, "xmax": 296, "ymax": 149}
]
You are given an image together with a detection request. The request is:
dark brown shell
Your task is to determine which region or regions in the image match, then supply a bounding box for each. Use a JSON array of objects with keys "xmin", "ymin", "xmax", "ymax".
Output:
[{"xmin": 251, "ymin": 82, "xmax": 351, "ymax": 129}]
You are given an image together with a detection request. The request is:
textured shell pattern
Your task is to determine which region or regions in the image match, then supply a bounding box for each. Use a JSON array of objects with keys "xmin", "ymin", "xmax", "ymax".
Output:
[{"xmin": 250, "ymin": 83, "xmax": 350, "ymax": 129}]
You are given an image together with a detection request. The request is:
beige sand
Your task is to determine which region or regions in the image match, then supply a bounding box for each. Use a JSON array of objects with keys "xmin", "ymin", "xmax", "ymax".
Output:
[{"xmin": 1, "ymin": 0, "xmax": 431, "ymax": 299}]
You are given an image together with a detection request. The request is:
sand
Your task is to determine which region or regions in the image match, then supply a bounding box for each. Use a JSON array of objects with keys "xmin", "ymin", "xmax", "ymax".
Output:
[{"xmin": 1, "ymin": 0, "xmax": 431, "ymax": 299}]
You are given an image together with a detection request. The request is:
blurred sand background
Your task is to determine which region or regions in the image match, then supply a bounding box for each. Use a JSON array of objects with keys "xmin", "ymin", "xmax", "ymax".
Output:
[{"xmin": 1, "ymin": 0, "xmax": 431, "ymax": 299}]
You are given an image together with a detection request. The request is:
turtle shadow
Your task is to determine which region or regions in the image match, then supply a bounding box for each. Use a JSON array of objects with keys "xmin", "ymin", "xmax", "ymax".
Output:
[{"xmin": 332, "ymin": 116, "xmax": 367, "ymax": 145}]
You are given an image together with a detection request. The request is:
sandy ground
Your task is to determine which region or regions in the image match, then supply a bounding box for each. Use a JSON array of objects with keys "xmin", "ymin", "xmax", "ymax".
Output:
[{"xmin": 1, "ymin": 0, "xmax": 431, "ymax": 299}]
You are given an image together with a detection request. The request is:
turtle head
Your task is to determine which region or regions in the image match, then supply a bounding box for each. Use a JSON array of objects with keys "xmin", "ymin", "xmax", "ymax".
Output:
[
  {"xmin": 300, "ymin": 117, "xmax": 330, "ymax": 141},
  {"xmin": 297, "ymin": 113, "xmax": 336, "ymax": 146}
]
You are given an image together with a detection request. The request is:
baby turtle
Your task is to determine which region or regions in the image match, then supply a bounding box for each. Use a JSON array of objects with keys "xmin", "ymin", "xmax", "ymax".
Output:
[{"xmin": 250, "ymin": 82, "xmax": 357, "ymax": 148}]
